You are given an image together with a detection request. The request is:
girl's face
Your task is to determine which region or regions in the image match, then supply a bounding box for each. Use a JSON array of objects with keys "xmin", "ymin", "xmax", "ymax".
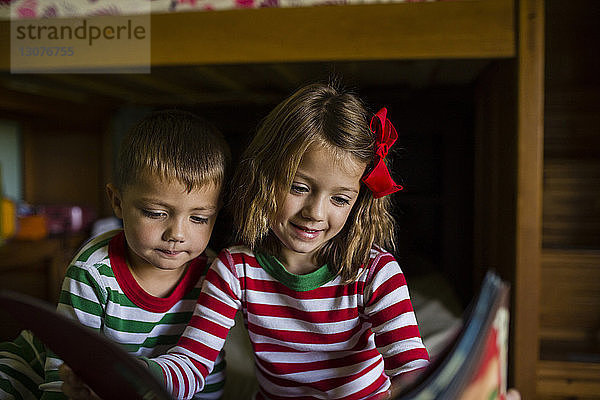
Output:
[
  {"xmin": 272, "ymin": 144, "xmax": 366, "ymax": 273},
  {"xmin": 106, "ymin": 173, "xmax": 221, "ymax": 275}
]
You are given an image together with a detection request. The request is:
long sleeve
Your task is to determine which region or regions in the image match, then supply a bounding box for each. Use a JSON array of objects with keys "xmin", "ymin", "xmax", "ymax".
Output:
[
  {"xmin": 147, "ymin": 251, "xmax": 241, "ymax": 400},
  {"xmin": 0, "ymin": 330, "xmax": 46, "ymax": 400},
  {"xmin": 150, "ymin": 246, "xmax": 430, "ymax": 400},
  {"xmin": 362, "ymin": 252, "xmax": 430, "ymax": 378},
  {"xmin": 40, "ymin": 263, "xmax": 107, "ymax": 400}
]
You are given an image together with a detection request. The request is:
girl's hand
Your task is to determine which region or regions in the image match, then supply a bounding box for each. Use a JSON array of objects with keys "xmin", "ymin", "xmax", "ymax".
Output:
[{"xmin": 59, "ymin": 363, "xmax": 102, "ymax": 400}]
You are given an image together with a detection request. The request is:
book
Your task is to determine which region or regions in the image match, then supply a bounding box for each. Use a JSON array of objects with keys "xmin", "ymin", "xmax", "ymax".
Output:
[
  {"xmin": 392, "ymin": 270, "xmax": 511, "ymax": 400},
  {"xmin": 0, "ymin": 289, "xmax": 173, "ymax": 400},
  {"xmin": 0, "ymin": 270, "xmax": 509, "ymax": 400}
]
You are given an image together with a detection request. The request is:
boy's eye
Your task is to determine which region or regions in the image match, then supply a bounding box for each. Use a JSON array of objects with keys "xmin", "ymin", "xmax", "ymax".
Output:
[
  {"xmin": 191, "ymin": 216, "xmax": 209, "ymax": 224},
  {"xmin": 142, "ymin": 209, "xmax": 166, "ymax": 219},
  {"xmin": 332, "ymin": 196, "xmax": 351, "ymax": 206}
]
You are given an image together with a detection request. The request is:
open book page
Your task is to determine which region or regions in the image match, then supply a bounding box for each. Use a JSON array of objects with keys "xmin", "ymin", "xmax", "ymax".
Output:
[{"xmin": 393, "ymin": 271, "xmax": 510, "ymax": 400}]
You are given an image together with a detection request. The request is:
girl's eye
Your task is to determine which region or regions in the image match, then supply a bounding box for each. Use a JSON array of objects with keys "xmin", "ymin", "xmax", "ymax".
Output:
[
  {"xmin": 332, "ymin": 196, "xmax": 351, "ymax": 206},
  {"xmin": 191, "ymin": 216, "xmax": 209, "ymax": 224},
  {"xmin": 291, "ymin": 184, "xmax": 309, "ymax": 194},
  {"xmin": 142, "ymin": 209, "xmax": 166, "ymax": 219}
]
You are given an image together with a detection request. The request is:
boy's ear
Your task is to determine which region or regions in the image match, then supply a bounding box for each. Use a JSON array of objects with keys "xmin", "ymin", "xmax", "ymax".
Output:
[{"xmin": 106, "ymin": 183, "xmax": 124, "ymax": 219}]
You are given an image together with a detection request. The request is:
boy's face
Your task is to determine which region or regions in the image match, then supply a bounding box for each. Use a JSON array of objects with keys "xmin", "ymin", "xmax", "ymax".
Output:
[{"xmin": 107, "ymin": 173, "xmax": 221, "ymax": 274}]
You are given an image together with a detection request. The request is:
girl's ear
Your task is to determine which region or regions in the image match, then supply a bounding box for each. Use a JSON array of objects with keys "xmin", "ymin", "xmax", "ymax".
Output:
[{"xmin": 106, "ymin": 183, "xmax": 124, "ymax": 219}]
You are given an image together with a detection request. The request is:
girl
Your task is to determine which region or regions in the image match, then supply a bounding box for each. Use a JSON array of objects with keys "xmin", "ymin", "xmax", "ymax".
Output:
[{"xmin": 147, "ymin": 82, "xmax": 430, "ymax": 399}]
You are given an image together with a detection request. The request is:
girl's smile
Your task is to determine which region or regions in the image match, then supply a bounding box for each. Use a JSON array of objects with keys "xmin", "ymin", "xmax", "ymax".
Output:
[
  {"xmin": 272, "ymin": 144, "xmax": 366, "ymax": 274},
  {"xmin": 289, "ymin": 221, "xmax": 324, "ymax": 240}
]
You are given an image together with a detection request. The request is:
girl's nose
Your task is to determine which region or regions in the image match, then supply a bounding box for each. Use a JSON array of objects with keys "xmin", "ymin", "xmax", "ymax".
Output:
[{"xmin": 302, "ymin": 195, "xmax": 326, "ymax": 221}]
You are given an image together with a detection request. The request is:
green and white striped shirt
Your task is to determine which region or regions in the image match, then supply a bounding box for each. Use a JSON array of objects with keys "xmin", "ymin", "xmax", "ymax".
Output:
[{"xmin": 42, "ymin": 229, "xmax": 225, "ymax": 399}]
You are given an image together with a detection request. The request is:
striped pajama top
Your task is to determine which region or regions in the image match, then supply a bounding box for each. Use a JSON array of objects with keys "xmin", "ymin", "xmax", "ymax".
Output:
[
  {"xmin": 149, "ymin": 244, "xmax": 429, "ymax": 400},
  {"xmin": 42, "ymin": 230, "xmax": 225, "ymax": 399}
]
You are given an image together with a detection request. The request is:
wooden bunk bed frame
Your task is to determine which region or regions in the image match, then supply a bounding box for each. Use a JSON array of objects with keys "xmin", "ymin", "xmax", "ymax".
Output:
[{"xmin": 0, "ymin": 0, "xmax": 545, "ymax": 397}]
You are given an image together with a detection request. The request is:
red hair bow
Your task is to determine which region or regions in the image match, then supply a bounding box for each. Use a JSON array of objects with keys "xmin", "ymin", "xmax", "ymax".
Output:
[{"xmin": 361, "ymin": 107, "xmax": 403, "ymax": 198}]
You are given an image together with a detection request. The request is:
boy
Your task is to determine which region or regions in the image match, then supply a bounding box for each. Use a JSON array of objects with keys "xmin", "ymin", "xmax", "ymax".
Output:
[{"xmin": 0, "ymin": 110, "xmax": 230, "ymax": 400}]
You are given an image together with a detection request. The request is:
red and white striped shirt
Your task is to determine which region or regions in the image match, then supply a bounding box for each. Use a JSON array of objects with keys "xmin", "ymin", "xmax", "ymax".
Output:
[{"xmin": 148, "ymin": 245, "xmax": 429, "ymax": 400}]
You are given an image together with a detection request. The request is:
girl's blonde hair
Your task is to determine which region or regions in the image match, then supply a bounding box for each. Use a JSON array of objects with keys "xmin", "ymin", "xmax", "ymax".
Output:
[
  {"xmin": 117, "ymin": 109, "xmax": 231, "ymax": 194},
  {"xmin": 231, "ymin": 83, "xmax": 397, "ymax": 282}
]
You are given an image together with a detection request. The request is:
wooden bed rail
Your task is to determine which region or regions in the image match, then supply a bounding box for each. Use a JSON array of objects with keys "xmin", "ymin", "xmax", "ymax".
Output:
[{"xmin": 0, "ymin": 0, "xmax": 514, "ymax": 71}]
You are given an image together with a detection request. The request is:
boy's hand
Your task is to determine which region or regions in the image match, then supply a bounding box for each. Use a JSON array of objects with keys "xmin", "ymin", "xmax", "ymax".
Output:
[{"xmin": 59, "ymin": 364, "xmax": 102, "ymax": 400}]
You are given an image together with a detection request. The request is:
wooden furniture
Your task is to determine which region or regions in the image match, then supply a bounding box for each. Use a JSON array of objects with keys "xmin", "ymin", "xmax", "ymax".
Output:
[
  {"xmin": 0, "ymin": 235, "xmax": 85, "ymax": 340},
  {"xmin": 0, "ymin": 238, "xmax": 62, "ymax": 301},
  {"xmin": 5, "ymin": 1, "xmax": 597, "ymax": 398},
  {"xmin": 535, "ymin": 2, "xmax": 600, "ymax": 398}
]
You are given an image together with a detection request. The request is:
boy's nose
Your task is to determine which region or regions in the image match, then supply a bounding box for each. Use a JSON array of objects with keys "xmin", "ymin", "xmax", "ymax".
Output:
[{"xmin": 163, "ymin": 221, "xmax": 185, "ymax": 242}]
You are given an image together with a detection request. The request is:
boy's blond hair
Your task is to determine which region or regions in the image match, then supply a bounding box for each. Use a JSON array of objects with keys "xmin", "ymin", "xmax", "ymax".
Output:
[
  {"xmin": 231, "ymin": 83, "xmax": 397, "ymax": 283},
  {"xmin": 116, "ymin": 110, "xmax": 231, "ymax": 193}
]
